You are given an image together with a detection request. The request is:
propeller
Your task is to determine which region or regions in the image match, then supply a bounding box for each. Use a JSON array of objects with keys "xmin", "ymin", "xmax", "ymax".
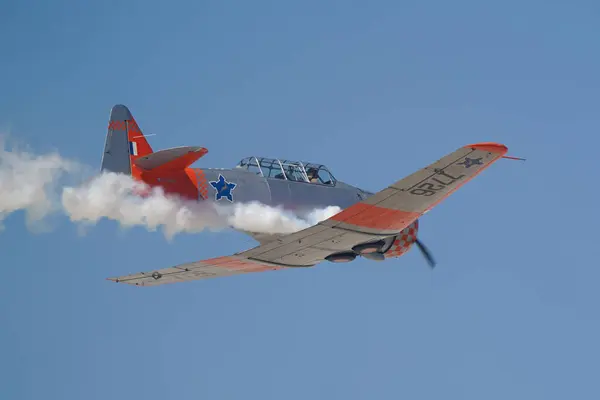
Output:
[{"xmin": 414, "ymin": 238, "xmax": 436, "ymax": 269}]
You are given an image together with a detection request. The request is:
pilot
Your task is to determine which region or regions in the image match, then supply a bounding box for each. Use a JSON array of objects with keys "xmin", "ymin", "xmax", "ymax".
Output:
[{"xmin": 306, "ymin": 168, "xmax": 320, "ymax": 183}]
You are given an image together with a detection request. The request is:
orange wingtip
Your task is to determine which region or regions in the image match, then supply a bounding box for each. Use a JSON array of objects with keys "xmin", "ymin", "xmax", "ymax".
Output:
[{"xmin": 464, "ymin": 142, "xmax": 508, "ymax": 154}]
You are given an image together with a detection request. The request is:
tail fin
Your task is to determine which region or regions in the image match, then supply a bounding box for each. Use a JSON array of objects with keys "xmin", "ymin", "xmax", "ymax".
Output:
[{"xmin": 100, "ymin": 104, "xmax": 153, "ymax": 179}]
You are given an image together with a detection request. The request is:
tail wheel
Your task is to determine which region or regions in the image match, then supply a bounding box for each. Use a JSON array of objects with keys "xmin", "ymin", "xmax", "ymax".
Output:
[{"xmin": 325, "ymin": 252, "xmax": 357, "ymax": 263}]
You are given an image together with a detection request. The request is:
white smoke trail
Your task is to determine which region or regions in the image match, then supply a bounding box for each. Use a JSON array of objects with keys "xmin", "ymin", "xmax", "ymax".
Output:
[
  {"xmin": 61, "ymin": 172, "xmax": 341, "ymax": 239},
  {"xmin": 61, "ymin": 172, "xmax": 225, "ymax": 238},
  {"xmin": 222, "ymin": 202, "xmax": 341, "ymax": 235},
  {"xmin": 0, "ymin": 138, "xmax": 341, "ymax": 238},
  {"xmin": 0, "ymin": 137, "xmax": 84, "ymax": 231}
]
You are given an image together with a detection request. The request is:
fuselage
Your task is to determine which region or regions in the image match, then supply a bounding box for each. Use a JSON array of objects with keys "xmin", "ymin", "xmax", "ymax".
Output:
[
  {"xmin": 100, "ymin": 104, "xmax": 419, "ymax": 261},
  {"xmin": 148, "ymin": 165, "xmax": 373, "ymax": 213}
]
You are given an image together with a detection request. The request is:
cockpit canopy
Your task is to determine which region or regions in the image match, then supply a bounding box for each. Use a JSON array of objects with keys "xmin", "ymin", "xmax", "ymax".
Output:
[{"xmin": 236, "ymin": 157, "xmax": 337, "ymax": 186}]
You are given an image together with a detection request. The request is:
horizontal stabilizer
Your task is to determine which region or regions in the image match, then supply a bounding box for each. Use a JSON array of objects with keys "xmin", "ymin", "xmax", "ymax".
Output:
[{"xmin": 134, "ymin": 146, "xmax": 208, "ymax": 175}]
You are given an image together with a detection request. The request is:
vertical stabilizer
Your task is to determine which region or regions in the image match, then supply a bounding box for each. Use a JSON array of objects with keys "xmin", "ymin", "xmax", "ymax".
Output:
[{"xmin": 101, "ymin": 104, "xmax": 153, "ymax": 177}]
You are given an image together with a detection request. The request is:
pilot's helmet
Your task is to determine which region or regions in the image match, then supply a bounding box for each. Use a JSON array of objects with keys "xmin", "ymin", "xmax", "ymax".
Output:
[{"xmin": 306, "ymin": 167, "xmax": 318, "ymax": 177}]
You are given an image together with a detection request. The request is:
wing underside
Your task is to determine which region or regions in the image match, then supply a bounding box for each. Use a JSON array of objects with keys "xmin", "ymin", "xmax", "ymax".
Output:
[
  {"xmin": 108, "ymin": 256, "xmax": 286, "ymax": 287},
  {"xmin": 108, "ymin": 142, "xmax": 508, "ymax": 286}
]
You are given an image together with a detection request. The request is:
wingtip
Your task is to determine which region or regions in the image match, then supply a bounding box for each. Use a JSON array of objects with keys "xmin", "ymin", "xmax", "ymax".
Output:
[{"xmin": 464, "ymin": 142, "xmax": 508, "ymax": 154}]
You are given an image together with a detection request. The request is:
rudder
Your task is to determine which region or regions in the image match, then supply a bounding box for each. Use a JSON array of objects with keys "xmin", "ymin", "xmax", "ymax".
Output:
[{"xmin": 100, "ymin": 104, "xmax": 153, "ymax": 178}]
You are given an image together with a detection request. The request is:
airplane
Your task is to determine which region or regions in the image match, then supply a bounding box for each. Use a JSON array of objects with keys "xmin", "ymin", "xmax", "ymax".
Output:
[{"xmin": 101, "ymin": 104, "xmax": 518, "ymax": 287}]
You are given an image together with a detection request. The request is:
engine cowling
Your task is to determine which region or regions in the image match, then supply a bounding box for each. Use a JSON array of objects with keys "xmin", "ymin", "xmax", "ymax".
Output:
[
  {"xmin": 350, "ymin": 219, "xmax": 420, "ymax": 261},
  {"xmin": 382, "ymin": 219, "xmax": 419, "ymax": 259},
  {"xmin": 325, "ymin": 219, "xmax": 420, "ymax": 263}
]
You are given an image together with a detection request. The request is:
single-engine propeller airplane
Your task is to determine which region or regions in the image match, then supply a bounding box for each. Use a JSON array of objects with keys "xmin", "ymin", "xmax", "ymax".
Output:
[{"xmin": 102, "ymin": 104, "xmax": 519, "ymax": 286}]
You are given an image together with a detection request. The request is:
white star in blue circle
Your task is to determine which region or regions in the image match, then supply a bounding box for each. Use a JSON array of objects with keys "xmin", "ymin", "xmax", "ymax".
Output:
[{"xmin": 209, "ymin": 174, "xmax": 237, "ymax": 202}]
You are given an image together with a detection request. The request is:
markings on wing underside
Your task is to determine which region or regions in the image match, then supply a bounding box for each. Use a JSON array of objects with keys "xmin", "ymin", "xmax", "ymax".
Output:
[
  {"xmin": 409, "ymin": 169, "xmax": 466, "ymax": 197},
  {"xmin": 458, "ymin": 157, "xmax": 483, "ymax": 168}
]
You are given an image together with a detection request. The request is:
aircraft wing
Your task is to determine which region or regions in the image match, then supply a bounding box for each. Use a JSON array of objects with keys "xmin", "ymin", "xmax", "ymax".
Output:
[
  {"xmin": 107, "ymin": 255, "xmax": 287, "ymax": 286},
  {"xmin": 108, "ymin": 142, "xmax": 508, "ymax": 286}
]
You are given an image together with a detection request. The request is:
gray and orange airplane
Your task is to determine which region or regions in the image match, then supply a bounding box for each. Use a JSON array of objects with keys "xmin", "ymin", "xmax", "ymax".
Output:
[{"xmin": 102, "ymin": 104, "xmax": 517, "ymax": 286}]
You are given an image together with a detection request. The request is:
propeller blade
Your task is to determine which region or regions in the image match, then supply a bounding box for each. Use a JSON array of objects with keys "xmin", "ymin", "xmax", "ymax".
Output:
[{"xmin": 414, "ymin": 238, "xmax": 436, "ymax": 269}]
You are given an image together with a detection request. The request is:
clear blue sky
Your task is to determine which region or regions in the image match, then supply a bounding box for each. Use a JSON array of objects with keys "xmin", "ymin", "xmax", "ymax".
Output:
[{"xmin": 2, "ymin": 1, "xmax": 600, "ymax": 399}]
